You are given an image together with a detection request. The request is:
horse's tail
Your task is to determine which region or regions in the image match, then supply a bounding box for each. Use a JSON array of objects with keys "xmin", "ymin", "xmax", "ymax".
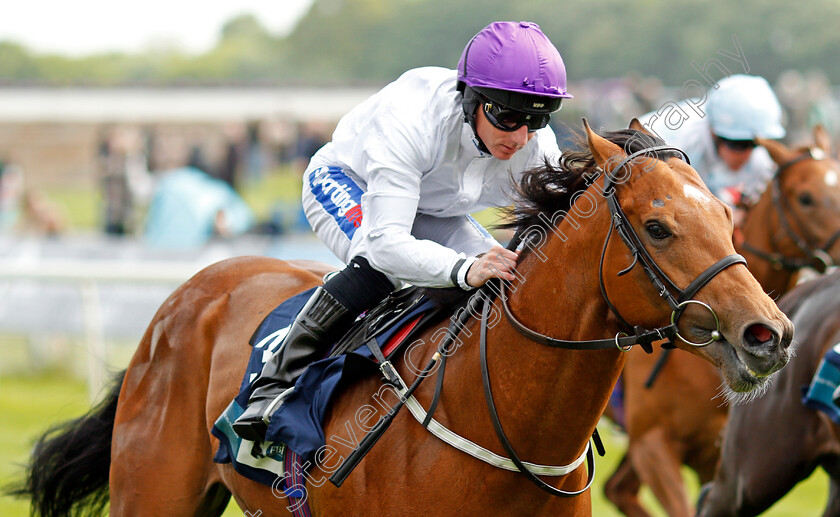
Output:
[{"xmin": 7, "ymin": 370, "xmax": 125, "ymax": 517}]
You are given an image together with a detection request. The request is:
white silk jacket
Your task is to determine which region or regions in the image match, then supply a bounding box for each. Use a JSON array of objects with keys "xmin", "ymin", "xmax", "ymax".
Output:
[{"xmin": 307, "ymin": 66, "xmax": 563, "ymax": 288}]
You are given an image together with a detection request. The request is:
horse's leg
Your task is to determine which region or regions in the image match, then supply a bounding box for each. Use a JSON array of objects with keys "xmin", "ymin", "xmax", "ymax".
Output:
[
  {"xmin": 686, "ymin": 441, "xmax": 722, "ymax": 486},
  {"xmin": 697, "ymin": 407, "xmax": 824, "ymax": 517},
  {"xmin": 603, "ymin": 452, "xmax": 651, "ymax": 517},
  {"xmin": 824, "ymin": 474, "xmax": 840, "ymax": 517},
  {"xmin": 630, "ymin": 428, "xmax": 692, "ymax": 517},
  {"xmin": 110, "ymin": 355, "xmax": 232, "ymax": 516},
  {"xmin": 820, "ymin": 455, "xmax": 840, "ymax": 517},
  {"xmin": 110, "ymin": 280, "xmax": 247, "ymax": 516}
]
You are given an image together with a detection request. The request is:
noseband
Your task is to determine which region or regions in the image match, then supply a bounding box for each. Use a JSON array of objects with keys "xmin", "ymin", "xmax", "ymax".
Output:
[{"xmin": 741, "ymin": 148, "xmax": 840, "ymax": 273}]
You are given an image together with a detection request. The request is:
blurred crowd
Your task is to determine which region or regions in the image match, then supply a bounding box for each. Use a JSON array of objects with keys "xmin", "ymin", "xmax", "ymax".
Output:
[
  {"xmin": 0, "ymin": 161, "xmax": 65, "ymax": 237},
  {"xmin": 0, "ymin": 69, "xmax": 837, "ymax": 247},
  {"xmin": 0, "ymin": 119, "xmax": 332, "ymax": 247},
  {"xmin": 555, "ymin": 69, "xmax": 840, "ymax": 148},
  {"xmin": 93, "ymin": 119, "xmax": 332, "ymax": 247}
]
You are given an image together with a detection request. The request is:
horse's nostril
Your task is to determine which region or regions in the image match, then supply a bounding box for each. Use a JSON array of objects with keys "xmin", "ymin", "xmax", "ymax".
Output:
[{"xmin": 744, "ymin": 323, "xmax": 775, "ymax": 347}]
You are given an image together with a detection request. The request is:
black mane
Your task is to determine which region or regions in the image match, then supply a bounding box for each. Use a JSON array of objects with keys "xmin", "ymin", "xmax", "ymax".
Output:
[{"xmin": 499, "ymin": 128, "xmax": 681, "ymax": 232}]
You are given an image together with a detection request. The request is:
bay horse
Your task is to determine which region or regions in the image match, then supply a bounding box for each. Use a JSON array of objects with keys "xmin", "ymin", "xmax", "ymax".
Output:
[
  {"xmin": 696, "ymin": 269, "xmax": 840, "ymax": 516},
  {"xmin": 603, "ymin": 125, "xmax": 840, "ymax": 517},
  {"xmin": 11, "ymin": 120, "xmax": 794, "ymax": 517}
]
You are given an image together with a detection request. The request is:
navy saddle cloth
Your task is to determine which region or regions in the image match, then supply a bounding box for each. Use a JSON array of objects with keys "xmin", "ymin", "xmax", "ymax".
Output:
[{"xmin": 212, "ymin": 286, "xmax": 443, "ymax": 488}]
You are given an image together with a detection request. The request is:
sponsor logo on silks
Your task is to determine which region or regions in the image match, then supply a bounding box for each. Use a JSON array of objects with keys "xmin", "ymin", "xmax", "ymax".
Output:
[
  {"xmin": 309, "ymin": 166, "xmax": 364, "ymax": 239},
  {"xmin": 265, "ymin": 442, "xmax": 285, "ymax": 458}
]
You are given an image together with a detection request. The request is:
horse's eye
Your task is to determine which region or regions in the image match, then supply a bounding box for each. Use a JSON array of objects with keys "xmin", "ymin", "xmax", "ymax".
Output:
[
  {"xmin": 646, "ymin": 223, "xmax": 670, "ymax": 240},
  {"xmin": 798, "ymin": 192, "xmax": 815, "ymax": 207}
]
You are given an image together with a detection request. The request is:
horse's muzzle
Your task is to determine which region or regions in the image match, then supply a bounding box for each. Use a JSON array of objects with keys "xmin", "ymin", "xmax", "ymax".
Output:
[{"xmin": 736, "ymin": 318, "xmax": 793, "ymax": 377}]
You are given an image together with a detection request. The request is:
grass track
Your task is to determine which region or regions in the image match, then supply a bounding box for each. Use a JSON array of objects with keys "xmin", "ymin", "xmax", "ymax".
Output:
[{"xmin": 0, "ymin": 371, "xmax": 827, "ymax": 516}]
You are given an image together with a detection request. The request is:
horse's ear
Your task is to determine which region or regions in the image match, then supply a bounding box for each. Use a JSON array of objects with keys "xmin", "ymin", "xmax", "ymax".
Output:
[
  {"xmin": 582, "ymin": 118, "xmax": 625, "ymax": 167},
  {"xmin": 756, "ymin": 137, "xmax": 798, "ymax": 167},
  {"xmin": 628, "ymin": 118, "xmax": 653, "ymax": 137},
  {"xmin": 813, "ymin": 124, "xmax": 832, "ymax": 154}
]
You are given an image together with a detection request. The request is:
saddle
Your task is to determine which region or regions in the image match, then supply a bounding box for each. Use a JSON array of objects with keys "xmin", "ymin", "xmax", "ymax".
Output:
[
  {"xmin": 212, "ymin": 284, "xmax": 468, "ymax": 492},
  {"xmin": 331, "ymin": 286, "xmax": 429, "ymax": 356},
  {"xmin": 326, "ymin": 285, "xmax": 468, "ymax": 376},
  {"xmin": 246, "ymin": 283, "xmax": 469, "ymax": 380},
  {"xmin": 241, "ymin": 285, "xmax": 466, "ymax": 439}
]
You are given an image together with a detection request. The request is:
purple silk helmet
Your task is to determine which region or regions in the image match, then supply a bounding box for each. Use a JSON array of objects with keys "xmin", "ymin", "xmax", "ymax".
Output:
[{"xmin": 458, "ymin": 21, "xmax": 572, "ymax": 116}]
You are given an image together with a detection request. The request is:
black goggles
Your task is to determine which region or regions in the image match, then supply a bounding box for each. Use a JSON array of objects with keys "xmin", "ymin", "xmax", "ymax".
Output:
[
  {"xmin": 714, "ymin": 136, "xmax": 757, "ymax": 151},
  {"xmin": 481, "ymin": 99, "xmax": 556, "ymax": 133}
]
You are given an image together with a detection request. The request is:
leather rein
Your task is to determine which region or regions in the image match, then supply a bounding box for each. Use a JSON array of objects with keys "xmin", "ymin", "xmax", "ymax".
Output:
[{"xmin": 740, "ymin": 148, "xmax": 840, "ymax": 273}]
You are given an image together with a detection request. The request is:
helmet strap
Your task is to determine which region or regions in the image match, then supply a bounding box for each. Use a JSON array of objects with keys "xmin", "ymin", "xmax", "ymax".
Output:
[{"xmin": 461, "ymin": 86, "xmax": 490, "ymax": 154}]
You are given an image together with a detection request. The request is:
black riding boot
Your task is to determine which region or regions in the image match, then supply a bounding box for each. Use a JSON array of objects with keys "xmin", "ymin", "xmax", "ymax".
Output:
[
  {"xmin": 232, "ymin": 286, "xmax": 354, "ymax": 442},
  {"xmin": 233, "ymin": 256, "xmax": 395, "ymax": 442}
]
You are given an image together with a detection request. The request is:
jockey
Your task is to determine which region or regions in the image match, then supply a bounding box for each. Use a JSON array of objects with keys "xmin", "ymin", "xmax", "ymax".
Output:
[
  {"xmin": 639, "ymin": 74, "xmax": 786, "ymax": 207},
  {"xmin": 232, "ymin": 21, "xmax": 572, "ymax": 442}
]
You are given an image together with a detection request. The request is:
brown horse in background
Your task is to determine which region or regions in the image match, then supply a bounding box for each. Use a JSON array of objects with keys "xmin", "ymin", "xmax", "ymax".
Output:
[
  {"xmin": 696, "ymin": 269, "xmax": 840, "ymax": 516},
  {"xmin": 604, "ymin": 126, "xmax": 840, "ymax": 517},
  {"xmin": 11, "ymin": 120, "xmax": 793, "ymax": 517}
]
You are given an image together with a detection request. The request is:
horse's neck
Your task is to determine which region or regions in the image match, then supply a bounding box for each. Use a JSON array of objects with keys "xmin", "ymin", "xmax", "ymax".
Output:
[
  {"xmin": 738, "ymin": 195, "xmax": 795, "ymax": 295},
  {"xmin": 441, "ymin": 224, "xmax": 625, "ymax": 467},
  {"xmin": 512, "ymin": 236, "xmax": 626, "ymax": 438}
]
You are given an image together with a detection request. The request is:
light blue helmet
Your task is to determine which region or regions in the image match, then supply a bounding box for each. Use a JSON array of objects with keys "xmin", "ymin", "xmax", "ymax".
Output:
[{"xmin": 707, "ymin": 74, "xmax": 785, "ymax": 140}]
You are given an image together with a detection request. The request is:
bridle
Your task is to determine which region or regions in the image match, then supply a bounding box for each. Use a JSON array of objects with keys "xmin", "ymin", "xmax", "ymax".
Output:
[
  {"xmin": 740, "ymin": 148, "xmax": 840, "ymax": 273},
  {"xmin": 480, "ymin": 145, "xmax": 747, "ymax": 497},
  {"xmin": 504, "ymin": 145, "xmax": 745, "ymax": 353}
]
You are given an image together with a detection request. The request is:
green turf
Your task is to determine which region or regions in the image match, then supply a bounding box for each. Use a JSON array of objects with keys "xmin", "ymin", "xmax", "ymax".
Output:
[
  {"xmin": 0, "ymin": 374, "xmax": 248, "ymax": 516},
  {"xmin": 0, "ymin": 368, "xmax": 829, "ymax": 515},
  {"xmin": 590, "ymin": 423, "xmax": 829, "ymax": 516},
  {"xmin": 0, "ymin": 373, "xmax": 91, "ymax": 517}
]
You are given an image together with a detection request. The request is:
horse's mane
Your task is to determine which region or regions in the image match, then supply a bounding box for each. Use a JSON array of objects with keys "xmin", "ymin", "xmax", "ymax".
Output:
[{"xmin": 499, "ymin": 128, "xmax": 680, "ymax": 232}]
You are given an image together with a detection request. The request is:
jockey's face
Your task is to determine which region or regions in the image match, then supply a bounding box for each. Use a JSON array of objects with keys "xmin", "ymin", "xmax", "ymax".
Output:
[
  {"xmin": 475, "ymin": 105, "xmax": 535, "ymax": 160},
  {"xmin": 714, "ymin": 134, "xmax": 757, "ymax": 172}
]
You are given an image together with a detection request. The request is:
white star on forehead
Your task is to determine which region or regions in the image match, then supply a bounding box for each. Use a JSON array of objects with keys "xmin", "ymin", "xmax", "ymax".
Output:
[
  {"xmin": 825, "ymin": 169, "xmax": 838, "ymax": 187},
  {"xmin": 683, "ymin": 184, "xmax": 712, "ymax": 205}
]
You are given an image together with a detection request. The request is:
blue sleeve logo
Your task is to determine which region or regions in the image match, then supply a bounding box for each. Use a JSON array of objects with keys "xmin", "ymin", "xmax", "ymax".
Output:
[{"xmin": 309, "ymin": 166, "xmax": 364, "ymax": 239}]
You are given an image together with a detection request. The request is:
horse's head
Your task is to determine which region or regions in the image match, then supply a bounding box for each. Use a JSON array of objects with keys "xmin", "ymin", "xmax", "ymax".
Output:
[
  {"xmin": 752, "ymin": 125, "xmax": 840, "ymax": 271},
  {"xmin": 584, "ymin": 119, "xmax": 793, "ymax": 397}
]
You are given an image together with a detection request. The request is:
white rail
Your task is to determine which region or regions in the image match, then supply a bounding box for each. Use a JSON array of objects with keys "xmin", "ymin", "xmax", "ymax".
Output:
[
  {"xmin": 0, "ymin": 258, "xmax": 202, "ymax": 400},
  {"xmin": 0, "ymin": 234, "xmax": 340, "ymax": 400}
]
